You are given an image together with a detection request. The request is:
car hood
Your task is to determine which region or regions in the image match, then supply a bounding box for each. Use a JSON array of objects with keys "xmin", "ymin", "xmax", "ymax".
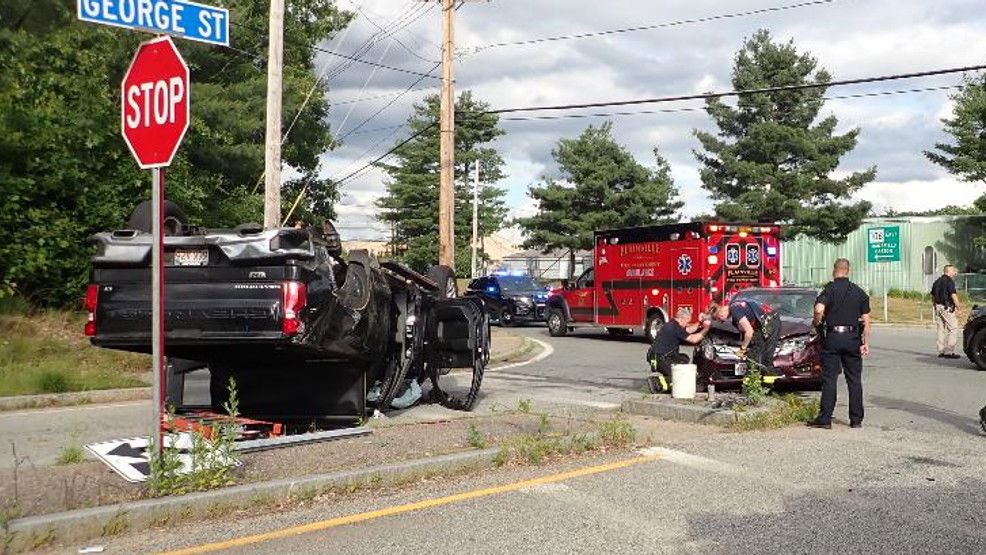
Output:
[
  {"xmin": 504, "ymin": 290, "xmax": 546, "ymax": 298},
  {"xmin": 709, "ymin": 315, "xmax": 813, "ymax": 341}
]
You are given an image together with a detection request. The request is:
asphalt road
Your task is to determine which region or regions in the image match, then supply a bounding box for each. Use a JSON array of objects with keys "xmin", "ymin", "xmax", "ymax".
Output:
[{"xmin": 19, "ymin": 323, "xmax": 986, "ymax": 554}]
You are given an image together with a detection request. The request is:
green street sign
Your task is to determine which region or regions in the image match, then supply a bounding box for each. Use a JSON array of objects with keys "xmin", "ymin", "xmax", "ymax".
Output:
[{"xmin": 867, "ymin": 225, "xmax": 900, "ymax": 263}]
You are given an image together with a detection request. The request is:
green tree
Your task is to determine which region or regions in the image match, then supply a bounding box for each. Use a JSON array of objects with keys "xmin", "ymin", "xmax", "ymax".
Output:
[
  {"xmin": 0, "ymin": 0, "xmax": 350, "ymax": 305},
  {"xmin": 376, "ymin": 91, "xmax": 508, "ymax": 276},
  {"xmin": 926, "ymin": 73, "xmax": 986, "ymax": 183},
  {"xmin": 519, "ymin": 122, "xmax": 682, "ymax": 278},
  {"xmin": 694, "ymin": 29, "xmax": 875, "ymax": 242}
]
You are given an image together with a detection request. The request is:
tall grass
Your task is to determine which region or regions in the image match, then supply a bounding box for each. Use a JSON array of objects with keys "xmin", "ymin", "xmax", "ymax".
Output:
[{"xmin": 0, "ymin": 305, "xmax": 148, "ymax": 396}]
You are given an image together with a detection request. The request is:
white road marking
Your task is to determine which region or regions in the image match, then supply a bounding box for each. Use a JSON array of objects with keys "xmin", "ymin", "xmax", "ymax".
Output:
[
  {"xmin": 488, "ymin": 337, "xmax": 554, "ymax": 372},
  {"xmin": 637, "ymin": 446, "xmax": 743, "ymax": 475}
]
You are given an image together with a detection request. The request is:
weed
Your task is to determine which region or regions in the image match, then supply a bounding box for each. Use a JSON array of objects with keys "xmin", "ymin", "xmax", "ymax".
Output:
[
  {"xmin": 493, "ymin": 445, "xmax": 510, "ymax": 467},
  {"xmin": 537, "ymin": 413, "xmax": 552, "ymax": 435},
  {"xmin": 513, "ymin": 434, "xmax": 561, "ymax": 465},
  {"xmin": 466, "ymin": 422, "xmax": 488, "ymax": 449},
  {"xmin": 730, "ymin": 394, "xmax": 820, "ymax": 432},
  {"xmin": 597, "ymin": 416, "xmax": 636, "ymax": 447},
  {"xmin": 29, "ymin": 527, "xmax": 54, "ymax": 549},
  {"xmin": 292, "ymin": 487, "xmax": 319, "ymax": 503},
  {"xmin": 101, "ymin": 509, "xmax": 129, "ymax": 537},
  {"xmin": 206, "ymin": 503, "xmax": 235, "ymax": 518},
  {"xmin": 36, "ymin": 369, "xmax": 70, "ymax": 393},
  {"xmin": 570, "ymin": 433, "xmax": 599, "ymax": 454},
  {"xmin": 741, "ymin": 368, "xmax": 767, "ymax": 406},
  {"xmin": 147, "ymin": 378, "xmax": 239, "ymax": 497},
  {"xmin": 517, "ymin": 398, "xmax": 533, "ymax": 413},
  {"xmin": 56, "ymin": 445, "xmax": 85, "ymax": 465}
]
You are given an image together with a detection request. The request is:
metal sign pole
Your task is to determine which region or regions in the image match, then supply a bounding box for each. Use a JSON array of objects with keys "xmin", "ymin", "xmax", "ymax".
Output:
[{"xmin": 151, "ymin": 167, "xmax": 165, "ymax": 455}]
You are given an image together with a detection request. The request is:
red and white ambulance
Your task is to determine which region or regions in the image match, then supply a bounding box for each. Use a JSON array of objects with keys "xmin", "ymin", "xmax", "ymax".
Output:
[{"xmin": 545, "ymin": 222, "xmax": 782, "ymax": 341}]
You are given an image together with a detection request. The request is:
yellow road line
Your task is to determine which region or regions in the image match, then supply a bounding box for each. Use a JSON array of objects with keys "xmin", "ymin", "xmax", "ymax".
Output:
[{"xmin": 160, "ymin": 454, "xmax": 663, "ymax": 555}]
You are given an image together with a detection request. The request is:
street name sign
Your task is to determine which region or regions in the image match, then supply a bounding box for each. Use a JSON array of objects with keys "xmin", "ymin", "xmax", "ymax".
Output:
[
  {"xmin": 77, "ymin": 0, "xmax": 229, "ymax": 46},
  {"xmin": 121, "ymin": 36, "xmax": 190, "ymax": 169},
  {"xmin": 866, "ymin": 225, "xmax": 901, "ymax": 263}
]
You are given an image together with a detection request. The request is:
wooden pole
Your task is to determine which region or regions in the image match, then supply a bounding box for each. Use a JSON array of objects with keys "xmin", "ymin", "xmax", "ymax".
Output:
[
  {"xmin": 263, "ymin": 0, "xmax": 285, "ymax": 229},
  {"xmin": 438, "ymin": 0, "xmax": 456, "ymax": 267}
]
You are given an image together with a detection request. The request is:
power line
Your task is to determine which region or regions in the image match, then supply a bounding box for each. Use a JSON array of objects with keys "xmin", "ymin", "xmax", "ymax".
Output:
[
  {"xmin": 332, "ymin": 85, "xmax": 434, "ymax": 106},
  {"xmin": 469, "ymin": 64, "xmax": 986, "ymax": 116},
  {"xmin": 461, "ymin": 0, "xmax": 837, "ymax": 55},
  {"xmin": 338, "ymin": 62, "xmax": 442, "ymax": 140},
  {"xmin": 488, "ymin": 85, "xmax": 962, "ymax": 123},
  {"xmin": 352, "ymin": 2, "xmax": 438, "ymax": 64}
]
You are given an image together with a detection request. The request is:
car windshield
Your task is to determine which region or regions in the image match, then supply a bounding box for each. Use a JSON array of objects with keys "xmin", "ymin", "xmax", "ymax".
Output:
[
  {"xmin": 498, "ymin": 276, "xmax": 540, "ymax": 293},
  {"xmin": 734, "ymin": 290, "xmax": 817, "ymax": 319}
]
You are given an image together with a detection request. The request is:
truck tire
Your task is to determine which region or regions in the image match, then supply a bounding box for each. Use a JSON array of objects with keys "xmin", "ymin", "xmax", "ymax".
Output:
[
  {"xmin": 209, "ymin": 364, "xmax": 232, "ymax": 413},
  {"xmin": 547, "ymin": 308, "xmax": 568, "ymax": 337},
  {"xmin": 427, "ymin": 265, "xmax": 457, "ymax": 299},
  {"xmin": 970, "ymin": 328, "xmax": 986, "ymax": 370},
  {"xmin": 128, "ymin": 200, "xmax": 187, "ymax": 235},
  {"xmin": 645, "ymin": 311, "xmax": 665, "ymax": 343}
]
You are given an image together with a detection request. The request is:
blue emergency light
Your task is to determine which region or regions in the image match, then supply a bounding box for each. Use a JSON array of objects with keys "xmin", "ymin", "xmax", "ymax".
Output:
[{"xmin": 766, "ymin": 246, "xmax": 778, "ymax": 257}]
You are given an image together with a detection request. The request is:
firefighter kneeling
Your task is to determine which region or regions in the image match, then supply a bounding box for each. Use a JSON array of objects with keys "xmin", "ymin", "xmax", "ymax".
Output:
[{"xmin": 646, "ymin": 308, "xmax": 712, "ymax": 393}]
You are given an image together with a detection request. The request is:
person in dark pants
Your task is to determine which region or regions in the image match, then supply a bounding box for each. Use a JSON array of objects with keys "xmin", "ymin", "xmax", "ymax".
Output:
[
  {"xmin": 809, "ymin": 258, "xmax": 871, "ymax": 429},
  {"xmin": 646, "ymin": 308, "xmax": 712, "ymax": 393},
  {"xmin": 710, "ymin": 299, "xmax": 780, "ymax": 374}
]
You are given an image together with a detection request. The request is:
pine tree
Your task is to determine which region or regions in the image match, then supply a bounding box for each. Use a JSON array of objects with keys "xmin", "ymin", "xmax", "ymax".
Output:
[
  {"xmin": 926, "ymin": 73, "xmax": 986, "ymax": 184},
  {"xmin": 694, "ymin": 29, "xmax": 875, "ymax": 242},
  {"xmin": 376, "ymin": 92, "xmax": 508, "ymax": 275},
  {"xmin": 519, "ymin": 122, "xmax": 682, "ymax": 278}
]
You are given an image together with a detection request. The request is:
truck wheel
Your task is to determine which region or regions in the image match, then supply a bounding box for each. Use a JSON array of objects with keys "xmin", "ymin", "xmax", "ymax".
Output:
[
  {"xmin": 645, "ymin": 311, "xmax": 665, "ymax": 343},
  {"xmin": 128, "ymin": 200, "xmax": 187, "ymax": 235},
  {"xmin": 427, "ymin": 265, "xmax": 457, "ymax": 299},
  {"xmin": 547, "ymin": 308, "xmax": 568, "ymax": 337},
  {"xmin": 971, "ymin": 328, "xmax": 986, "ymax": 370}
]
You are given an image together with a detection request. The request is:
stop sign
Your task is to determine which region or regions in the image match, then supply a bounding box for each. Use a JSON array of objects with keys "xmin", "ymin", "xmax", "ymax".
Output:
[{"xmin": 121, "ymin": 36, "xmax": 190, "ymax": 169}]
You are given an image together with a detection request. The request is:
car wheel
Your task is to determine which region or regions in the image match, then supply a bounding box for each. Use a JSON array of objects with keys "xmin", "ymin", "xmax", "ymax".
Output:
[
  {"xmin": 499, "ymin": 309, "xmax": 515, "ymax": 327},
  {"xmin": 547, "ymin": 308, "xmax": 568, "ymax": 337},
  {"xmin": 426, "ymin": 265, "xmax": 457, "ymax": 299},
  {"xmin": 645, "ymin": 311, "xmax": 665, "ymax": 343},
  {"xmin": 971, "ymin": 328, "xmax": 986, "ymax": 370}
]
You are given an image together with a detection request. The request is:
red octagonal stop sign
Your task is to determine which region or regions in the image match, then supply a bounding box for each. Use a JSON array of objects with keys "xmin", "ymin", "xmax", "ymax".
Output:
[{"xmin": 121, "ymin": 36, "xmax": 190, "ymax": 169}]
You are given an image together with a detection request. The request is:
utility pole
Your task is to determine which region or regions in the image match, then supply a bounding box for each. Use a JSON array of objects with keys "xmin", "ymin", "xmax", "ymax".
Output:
[
  {"xmin": 438, "ymin": 0, "xmax": 456, "ymax": 267},
  {"xmin": 263, "ymin": 0, "xmax": 285, "ymax": 229},
  {"xmin": 470, "ymin": 160, "xmax": 479, "ymax": 278}
]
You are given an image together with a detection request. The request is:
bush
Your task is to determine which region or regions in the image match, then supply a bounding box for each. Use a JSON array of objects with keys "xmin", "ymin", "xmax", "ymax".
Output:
[
  {"xmin": 36, "ymin": 370, "xmax": 70, "ymax": 393},
  {"xmin": 741, "ymin": 369, "xmax": 767, "ymax": 406}
]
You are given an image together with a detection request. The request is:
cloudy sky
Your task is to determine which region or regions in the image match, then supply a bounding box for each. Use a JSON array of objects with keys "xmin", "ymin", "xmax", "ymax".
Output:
[{"xmin": 300, "ymin": 0, "xmax": 986, "ymax": 242}]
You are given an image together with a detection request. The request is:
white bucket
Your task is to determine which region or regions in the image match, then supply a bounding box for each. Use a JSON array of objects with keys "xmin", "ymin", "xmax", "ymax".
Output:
[{"xmin": 671, "ymin": 364, "xmax": 697, "ymax": 399}]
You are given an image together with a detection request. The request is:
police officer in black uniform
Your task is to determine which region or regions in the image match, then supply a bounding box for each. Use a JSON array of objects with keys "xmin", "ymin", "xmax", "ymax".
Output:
[
  {"xmin": 646, "ymin": 308, "xmax": 712, "ymax": 393},
  {"xmin": 809, "ymin": 258, "xmax": 871, "ymax": 429}
]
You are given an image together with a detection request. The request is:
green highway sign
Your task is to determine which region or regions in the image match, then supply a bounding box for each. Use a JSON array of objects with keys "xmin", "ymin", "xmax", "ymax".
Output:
[{"xmin": 867, "ymin": 225, "xmax": 900, "ymax": 263}]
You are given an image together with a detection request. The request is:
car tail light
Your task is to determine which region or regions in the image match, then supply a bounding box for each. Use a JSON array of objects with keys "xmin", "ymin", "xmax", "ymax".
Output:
[
  {"xmin": 281, "ymin": 281, "xmax": 307, "ymax": 336},
  {"xmin": 84, "ymin": 284, "xmax": 99, "ymax": 337}
]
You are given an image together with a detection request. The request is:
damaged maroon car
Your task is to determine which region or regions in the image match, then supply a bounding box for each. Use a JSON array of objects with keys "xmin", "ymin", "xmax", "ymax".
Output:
[{"xmin": 692, "ymin": 287, "xmax": 823, "ymax": 390}]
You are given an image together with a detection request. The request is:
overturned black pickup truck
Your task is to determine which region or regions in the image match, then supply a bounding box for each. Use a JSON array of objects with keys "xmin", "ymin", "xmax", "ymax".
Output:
[{"xmin": 85, "ymin": 202, "xmax": 489, "ymax": 422}]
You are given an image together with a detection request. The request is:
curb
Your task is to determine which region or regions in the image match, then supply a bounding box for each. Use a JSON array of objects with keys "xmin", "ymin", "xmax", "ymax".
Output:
[
  {"xmin": 488, "ymin": 335, "xmax": 537, "ymax": 365},
  {"xmin": 6, "ymin": 448, "xmax": 500, "ymax": 552},
  {"xmin": 622, "ymin": 398, "xmax": 771, "ymax": 427},
  {"xmin": 0, "ymin": 387, "xmax": 150, "ymax": 413}
]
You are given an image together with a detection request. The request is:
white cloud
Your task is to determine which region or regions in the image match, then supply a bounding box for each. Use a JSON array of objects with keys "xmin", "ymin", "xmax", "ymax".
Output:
[{"xmin": 308, "ymin": 0, "xmax": 986, "ymax": 237}]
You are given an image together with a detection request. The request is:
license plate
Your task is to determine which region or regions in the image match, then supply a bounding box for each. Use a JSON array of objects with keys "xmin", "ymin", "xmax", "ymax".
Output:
[
  {"xmin": 174, "ymin": 248, "xmax": 209, "ymax": 267},
  {"xmin": 734, "ymin": 363, "xmax": 747, "ymax": 376}
]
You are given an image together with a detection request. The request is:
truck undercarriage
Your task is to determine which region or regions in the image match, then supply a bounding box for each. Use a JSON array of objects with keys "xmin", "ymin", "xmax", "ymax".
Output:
[{"xmin": 87, "ymin": 217, "xmax": 488, "ymax": 423}]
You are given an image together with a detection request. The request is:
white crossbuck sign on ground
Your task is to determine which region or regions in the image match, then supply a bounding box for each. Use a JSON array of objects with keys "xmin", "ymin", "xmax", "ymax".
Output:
[{"xmin": 85, "ymin": 433, "xmax": 237, "ymax": 483}]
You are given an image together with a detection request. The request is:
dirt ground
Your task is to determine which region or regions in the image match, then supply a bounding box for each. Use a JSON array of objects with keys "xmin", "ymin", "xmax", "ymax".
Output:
[{"xmin": 0, "ymin": 411, "xmax": 605, "ymax": 519}]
